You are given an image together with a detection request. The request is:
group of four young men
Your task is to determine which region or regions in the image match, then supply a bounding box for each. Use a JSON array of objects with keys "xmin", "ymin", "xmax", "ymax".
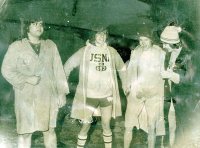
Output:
[{"xmin": 1, "ymin": 17, "xmax": 182, "ymax": 148}]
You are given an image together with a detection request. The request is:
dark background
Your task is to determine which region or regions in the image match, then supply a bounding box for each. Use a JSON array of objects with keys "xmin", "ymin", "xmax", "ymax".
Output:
[{"xmin": 0, "ymin": 0, "xmax": 200, "ymax": 147}]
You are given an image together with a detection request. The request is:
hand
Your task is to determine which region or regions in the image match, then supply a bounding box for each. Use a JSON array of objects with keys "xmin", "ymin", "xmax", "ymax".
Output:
[
  {"xmin": 58, "ymin": 94, "xmax": 66, "ymax": 108},
  {"xmin": 136, "ymin": 87, "xmax": 158, "ymax": 99},
  {"xmin": 161, "ymin": 70, "xmax": 172, "ymax": 79},
  {"xmin": 124, "ymin": 86, "xmax": 131, "ymax": 96},
  {"xmin": 26, "ymin": 76, "xmax": 41, "ymax": 85},
  {"xmin": 86, "ymin": 40, "xmax": 91, "ymax": 46},
  {"xmin": 107, "ymin": 96, "xmax": 113, "ymax": 102}
]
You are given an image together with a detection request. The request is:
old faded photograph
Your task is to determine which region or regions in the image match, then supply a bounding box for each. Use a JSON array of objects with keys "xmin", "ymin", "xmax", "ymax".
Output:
[{"xmin": 0, "ymin": 0, "xmax": 199, "ymax": 148}]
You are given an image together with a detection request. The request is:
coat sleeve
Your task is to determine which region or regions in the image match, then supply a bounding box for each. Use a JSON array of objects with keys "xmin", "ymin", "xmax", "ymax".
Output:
[
  {"xmin": 169, "ymin": 71, "xmax": 180, "ymax": 84},
  {"xmin": 157, "ymin": 45, "xmax": 180, "ymax": 84},
  {"xmin": 173, "ymin": 54, "xmax": 193, "ymax": 84},
  {"xmin": 111, "ymin": 47, "xmax": 126, "ymax": 90},
  {"xmin": 168, "ymin": 48, "xmax": 182, "ymax": 84},
  {"xmin": 159, "ymin": 47, "xmax": 166, "ymax": 73},
  {"xmin": 49, "ymin": 40, "xmax": 69, "ymax": 95},
  {"xmin": 64, "ymin": 47, "xmax": 84, "ymax": 80},
  {"xmin": 1, "ymin": 42, "xmax": 29, "ymax": 89},
  {"xmin": 126, "ymin": 49, "xmax": 138, "ymax": 90}
]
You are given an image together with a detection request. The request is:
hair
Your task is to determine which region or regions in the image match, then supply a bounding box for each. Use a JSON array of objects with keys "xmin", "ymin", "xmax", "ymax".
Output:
[
  {"xmin": 88, "ymin": 29, "xmax": 108, "ymax": 45},
  {"xmin": 20, "ymin": 16, "xmax": 44, "ymax": 38},
  {"xmin": 96, "ymin": 29, "xmax": 108, "ymax": 36}
]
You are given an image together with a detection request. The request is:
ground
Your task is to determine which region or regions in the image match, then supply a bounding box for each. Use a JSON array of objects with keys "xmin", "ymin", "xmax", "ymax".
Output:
[
  {"xmin": 0, "ymin": 99, "xmax": 198, "ymax": 148},
  {"xmin": 0, "ymin": 116, "xmax": 148, "ymax": 148}
]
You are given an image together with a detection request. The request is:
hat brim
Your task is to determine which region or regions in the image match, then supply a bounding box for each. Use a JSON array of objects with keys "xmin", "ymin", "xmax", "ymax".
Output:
[{"xmin": 161, "ymin": 36, "xmax": 180, "ymax": 44}]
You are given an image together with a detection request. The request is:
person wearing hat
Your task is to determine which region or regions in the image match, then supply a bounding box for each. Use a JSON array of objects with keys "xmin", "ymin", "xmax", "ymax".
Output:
[
  {"xmin": 1, "ymin": 17, "xmax": 69, "ymax": 148},
  {"xmin": 124, "ymin": 26, "xmax": 165, "ymax": 148},
  {"xmin": 160, "ymin": 25, "xmax": 183, "ymax": 147},
  {"xmin": 64, "ymin": 30, "xmax": 125, "ymax": 148}
]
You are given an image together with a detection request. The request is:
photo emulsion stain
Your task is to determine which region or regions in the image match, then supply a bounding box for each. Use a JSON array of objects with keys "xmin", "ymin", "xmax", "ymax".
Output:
[{"xmin": 0, "ymin": 0, "xmax": 199, "ymax": 148}]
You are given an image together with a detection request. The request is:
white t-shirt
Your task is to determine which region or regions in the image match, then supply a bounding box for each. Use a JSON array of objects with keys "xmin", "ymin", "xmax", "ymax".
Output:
[{"xmin": 86, "ymin": 46, "xmax": 113, "ymax": 98}]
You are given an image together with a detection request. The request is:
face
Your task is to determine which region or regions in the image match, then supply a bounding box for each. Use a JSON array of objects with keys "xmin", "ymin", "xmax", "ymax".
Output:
[
  {"xmin": 28, "ymin": 21, "xmax": 44, "ymax": 38},
  {"xmin": 162, "ymin": 43, "xmax": 174, "ymax": 52},
  {"xmin": 95, "ymin": 32, "xmax": 107, "ymax": 45},
  {"xmin": 139, "ymin": 36, "xmax": 152, "ymax": 48}
]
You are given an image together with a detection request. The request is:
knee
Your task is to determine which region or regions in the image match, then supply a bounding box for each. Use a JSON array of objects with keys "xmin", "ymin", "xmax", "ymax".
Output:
[
  {"xmin": 18, "ymin": 134, "xmax": 32, "ymax": 148},
  {"xmin": 124, "ymin": 127, "xmax": 133, "ymax": 135},
  {"xmin": 102, "ymin": 127, "xmax": 111, "ymax": 135},
  {"xmin": 101, "ymin": 119, "xmax": 111, "ymax": 134},
  {"xmin": 82, "ymin": 123, "xmax": 91, "ymax": 129},
  {"xmin": 148, "ymin": 123, "xmax": 156, "ymax": 134},
  {"xmin": 48, "ymin": 128, "xmax": 56, "ymax": 135},
  {"xmin": 79, "ymin": 123, "xmax": 91, "ymax": 136},
  {"xmin": 43, "ymin": 128, "xmax": 56, "ymax": 138},
  {"xmin": 148, "ymin": 128, "xmax": 155, "ymax": 135},
  {"xmin": 18, "ymin": 133, "xmax": 32, "ymax": 139},
  {"xmin": 102, "ymin": 121, "xmax": 110, "ymax": 131}
]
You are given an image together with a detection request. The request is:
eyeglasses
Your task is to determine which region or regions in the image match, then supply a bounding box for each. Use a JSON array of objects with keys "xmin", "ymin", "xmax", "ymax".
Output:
[{"xmin": 162, "ymin": 42, "xmax": 182, "ymax": 49}]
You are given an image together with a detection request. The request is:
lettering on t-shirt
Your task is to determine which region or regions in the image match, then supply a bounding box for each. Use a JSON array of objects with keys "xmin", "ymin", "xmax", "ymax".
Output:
[{"xmin": 89, "ymin": 53, "xmax": 109, "ymax": 71}]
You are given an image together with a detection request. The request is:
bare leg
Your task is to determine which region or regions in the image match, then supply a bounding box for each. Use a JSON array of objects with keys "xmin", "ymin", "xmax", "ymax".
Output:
[
  {"xmin": 146, "ymin": 99, "xmax": 160, "ymax": 148},
  {"xmin": 101, "ymin": 105, "xmax": 112, "ymax": 148},
  {"xmin": 43, "ymin": 128, "xmax": 57, "ymax": 148},
  {"xmin": 18, "ymin": 133, "xmax": 32, "ymax": 148},
  {"xmin": 147, "ymin": 121, "xmax": 156, "ymax": 148},
  {"xmin": 77, "ymin": 123, "xmax": 91, "ymax": 148},
  {"xmin": 124, "ymin": 98, "xmax": 144, "ymax": 148},
  {"xmin": 124, "ymin": 127, "xmax": 133, "ymax": 148}
]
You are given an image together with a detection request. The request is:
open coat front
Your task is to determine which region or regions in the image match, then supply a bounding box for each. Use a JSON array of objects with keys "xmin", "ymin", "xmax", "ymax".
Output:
[
  {"xmin": 64, "ymin": 44, "xmax": 125, "ymax": 121},
  {"xmin": 126, "ymin": 45, "xmax": 166, "ymax": 135},
  {"xmin": 1, "ymin": 38, "xmax": 69, "ymax": 134}
]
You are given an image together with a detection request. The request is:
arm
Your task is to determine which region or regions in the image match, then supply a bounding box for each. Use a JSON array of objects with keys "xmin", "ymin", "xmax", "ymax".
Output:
[
  {"xmin": 174, "ymin": 54, "xmax": 194, "ymax": 84},
  {"xmin": 43, "ymin": 40, "xmax": 70, "ymax": 108},
  {"xmin": 1, "ymin": 42, "xmax": 38, "ymax": 89},
  {"xmin": 111, "ymin": 48, "xmax": 126, "ymax": 90},
  {"xmin": 64, "ymin": 47, "xmax": 84, "ymax": 80},
  {"xmin": 51, "ymin": 41, "xmax": 70, "ymax": 96},
  {"xmin": 159, "ymin": 46, "xmax": 180, "ymax": 84},
  {"xmin": 169, "ymin": 71, "xmax": 180, "ymax": 84},
  {"xmin": 125, "ymin": 49, "xmax": 138, "ymax": 95},
  {"xmin": 168, "ymin": 47, "xmax": 182, "ymax": 83}
]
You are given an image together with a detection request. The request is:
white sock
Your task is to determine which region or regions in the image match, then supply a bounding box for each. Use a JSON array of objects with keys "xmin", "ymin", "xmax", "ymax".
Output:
[
  {"xmin": 103, "ymin": 132, "xmax": 112, "ymax": 148},
  {"xmin": 77, "ymin": 135, "xmax": 87, "ymax": 148}
]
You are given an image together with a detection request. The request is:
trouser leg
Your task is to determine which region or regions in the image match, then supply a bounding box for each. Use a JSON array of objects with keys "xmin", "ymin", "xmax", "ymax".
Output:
[{"xmin": 163, "ymin": 100, "xmax": 171, "ymax": 147}]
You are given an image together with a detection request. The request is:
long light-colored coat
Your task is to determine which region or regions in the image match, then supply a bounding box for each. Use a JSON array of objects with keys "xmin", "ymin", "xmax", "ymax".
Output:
[
  {"xmin": 64, "ymin": 44, "xmax": 125, "ymax": 121},
  {"xmin": 126, "ymin": 45, "xmax": 166, "ymax": 135},
  {"xmin": 1, "ymin": 38, "xmax": 69, "ymax": 134}
]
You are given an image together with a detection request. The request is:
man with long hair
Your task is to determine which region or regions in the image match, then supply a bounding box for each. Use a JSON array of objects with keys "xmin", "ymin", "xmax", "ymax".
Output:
[
  {"xmin": 64, "ymin": 30, "xmax": 125, "ymax": 148},
  {"xmin": 1, "ymin": 16, "xmax": 69, "ymax": 148}
]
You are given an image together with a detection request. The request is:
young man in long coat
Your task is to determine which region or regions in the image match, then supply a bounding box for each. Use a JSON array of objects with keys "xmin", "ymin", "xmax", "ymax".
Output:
[
  {"xmin": 1, "ymin": 18, "xmax": 69, "ymax": 148},
  {"xmin": 124, "ymin": 29, "xmax": 166, "ymax": 148},
  {"xmin": 64, "ymin": 30, "xmax": 125, "ymax": 148}
]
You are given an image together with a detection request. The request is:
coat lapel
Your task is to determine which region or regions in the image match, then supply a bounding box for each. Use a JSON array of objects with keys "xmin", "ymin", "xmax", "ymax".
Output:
[
  {"xmin": 22, "ymin": 38, "xmax": 40, "ymax": 58},
  {"xmin": 22, "ymin": 38, "xmax": 46, "ymax": 76}
]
